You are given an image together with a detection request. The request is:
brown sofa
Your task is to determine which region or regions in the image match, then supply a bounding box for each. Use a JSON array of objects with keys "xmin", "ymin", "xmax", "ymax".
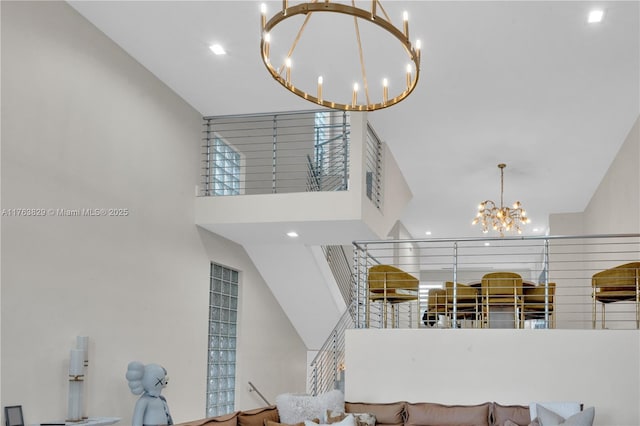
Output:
[{"xmin": 174, "ymin": 400, "xmax": 534, "ymax": 426}]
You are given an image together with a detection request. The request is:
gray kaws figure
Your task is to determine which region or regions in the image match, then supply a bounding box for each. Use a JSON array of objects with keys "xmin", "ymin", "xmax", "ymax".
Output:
[{"xmin": 126, "ymin": 361, "xmax": 173, "ymax": 426}]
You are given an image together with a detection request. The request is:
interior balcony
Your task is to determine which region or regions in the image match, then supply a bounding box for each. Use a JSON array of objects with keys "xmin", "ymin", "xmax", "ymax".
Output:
[
  {"xmin": 195, "ymin": 110, "xmax": 412, "ymax": 350},
  {"xmin": 195, "ymin": 110, "xmax": 411, "ymax": 246}
]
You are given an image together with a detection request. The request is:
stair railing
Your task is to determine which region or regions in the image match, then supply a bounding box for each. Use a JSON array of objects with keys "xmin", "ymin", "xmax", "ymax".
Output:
[
  {"xmin": 248, "ymin": 381, "xmax": 271, "ymax": 406},
  {"xmin": 308, "ymin": 308, "xmax": 354, "ymax": 396},
  {"xmin": 322, "ymin": 245, "xmax": 353, "ymax": 305}
]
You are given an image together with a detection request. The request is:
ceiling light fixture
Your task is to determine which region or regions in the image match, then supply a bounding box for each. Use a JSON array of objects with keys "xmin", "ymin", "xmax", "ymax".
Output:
[
  {"xmin": 259, "ymin": 1, "xmax": 421, "ymax": 111},
  {"xmin": 209, "ymin": 44, "xmax": 226, "ymax": 55},
  {"xmin": 588, "ymin": 9, "xmax": 604, "ymax": 23},
  {"xmin": 472, "ymin": 163, "xmax": 530, "ymax": 236},
  {"xmin": 286, "ymin": 231, "xmax": 299, "ymax": 238}
]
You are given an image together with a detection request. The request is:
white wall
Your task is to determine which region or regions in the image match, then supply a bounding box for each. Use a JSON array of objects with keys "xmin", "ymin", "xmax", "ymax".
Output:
[
  {"xmin": 1, "ymin": 1, "xmax": 306, "ymax": 423},
  {"xmin": 550, "ymin": 115, "xmax": 639, "ymax": 235},
  {"xmin": 345, "ymin": 329, "xmax": 640, "ymax": 426},
  {"xmin": 549, "ymin": 116, "xmax": 640, "ymax": 328},
  {"xmin": 360, "ymin": 118, "xmax": 414, "ymax": 242},
  {"xmin": 583, "ymin": 115, "xmax": 640, "ymax": 234},
  {"xmin": 198, "ymin": 231, "xmax": 309, "ymax": 409},
  {"xmin": 243, "ymin": 244, "xmax": 344, "ymax": 350}
]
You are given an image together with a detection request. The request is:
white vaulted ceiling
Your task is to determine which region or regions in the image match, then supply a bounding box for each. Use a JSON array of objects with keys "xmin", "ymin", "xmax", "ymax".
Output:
[{"xmin": 69, "ymin": 0, "xmax": 640, "ymax": 239}]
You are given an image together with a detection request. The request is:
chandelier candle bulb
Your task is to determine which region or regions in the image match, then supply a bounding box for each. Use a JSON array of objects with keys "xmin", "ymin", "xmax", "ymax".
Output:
[
  {"xmin": 352, "ymin": 83, "xmax": 359, "ymax": 107},
  {"xmin": 383, "ymin": 78, "xmax": 388, "ymax": 104},
  {"xmin": 403, "ymin": 11, "xmax": 409, "ymax": 38},
  {"xmin": 285, "ymin": 57, "xmax": 291, "ymax": 84},
  {"xmin": 406, "ymin": 64, "xmax": 411, "ymax": 89},
  {"xmin": 416, "ymin": 39, "xmax": 422, "ymax": 61},
  {"xmin": 317, "ymin": 76, "xmax": 323, "ymax": 102},
  {"xmin": 261, "ymin": 3, "xmax": 267, "ymax": 28}
]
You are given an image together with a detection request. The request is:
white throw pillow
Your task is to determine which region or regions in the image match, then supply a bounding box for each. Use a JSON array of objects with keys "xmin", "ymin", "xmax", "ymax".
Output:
[
  {"xmin": 537, "ymin": 405, "xmax": 595, "ymax": 426},
  {"xmin": 529, "ymin": 402, "xmax": 582, "ymax": 421}
]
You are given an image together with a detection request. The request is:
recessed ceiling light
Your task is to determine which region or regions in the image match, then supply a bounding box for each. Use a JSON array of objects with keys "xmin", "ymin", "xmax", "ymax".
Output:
[
  {"xmin": 286, "ymin": 231, "xmax": 299, "ymax": 238},
  {"xmin": 209, "ymin": 44, "xmax": 227, "ymax": 55},
  {"xmin": 533, "ymin": 228, "xmax": 540, "ymax": 233},
  {"xmin": 588, "ymin": 9, "xmax": 604, "ymax": 23},
  {"xmin": 425, "ymin": 231, "xmax": 432, "ymax": 236},
  {"xmin": 484, "ymin": 242, "xmax": 491, "ymax": 246}
]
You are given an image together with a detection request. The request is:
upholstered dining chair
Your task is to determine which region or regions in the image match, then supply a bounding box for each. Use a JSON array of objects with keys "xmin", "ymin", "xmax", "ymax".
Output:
[
  {"xmin": 422, "ymin": 287, "xmax": 446, "ymax": 327},
  {"xmin": 444, "ymin": 281, "xmax": 480, "ymax": 328},
  {"xmin": 480, "ymin": 272, "xmax": 524, "ymax": 328},
  {"xmin": 523, "ymin": 282, "xmax": 556, "ymax": 328},
  {"xmin": 367, "ymin": 264, "xmax": 419, "ymax": 328},
  {"xmin": 592, "ymin": 262, "xmax": 640, "ymax": 329}
]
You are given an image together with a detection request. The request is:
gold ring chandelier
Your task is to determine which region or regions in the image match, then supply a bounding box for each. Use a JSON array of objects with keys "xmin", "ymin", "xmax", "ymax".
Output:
[
  {"xmin": 472, "ymin": 163, "xmax": 531, "ymax": 236},
  {"xmin": 260, "ymin": 1, "xmax": 421, "ymax": 111}
]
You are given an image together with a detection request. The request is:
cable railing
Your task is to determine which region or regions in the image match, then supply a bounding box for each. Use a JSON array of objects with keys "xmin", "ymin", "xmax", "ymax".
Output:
[
  {"xmin": 202, "ymin": 110, "xmax": 350, "ymax": 196},
  {"xmin": 307, "ymin": 245, "xmax": 355, "ymax": 396},
  {"xmin": 365, "ymin": 124, "xmax": 383, "ymax": 210},
  {"xmin": 308, "ymin": 308, "xmax": 354, "ymax": 396},
  {"xmin": 310, "ymin": 234, "xmax": 639, "ymax": 396},
  {"xmin": 322, "ymin": 245, "xmax": 354, "ymax": 305},
  {"xmin": 352, "ymin": 233, "xmax": 640, "ymax": 330}
]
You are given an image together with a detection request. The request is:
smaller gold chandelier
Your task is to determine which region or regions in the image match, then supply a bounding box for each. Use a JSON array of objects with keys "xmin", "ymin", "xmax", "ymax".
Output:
[{"xmin": 472, "ymin": 163, "xmax": 530, "ymax": 236}]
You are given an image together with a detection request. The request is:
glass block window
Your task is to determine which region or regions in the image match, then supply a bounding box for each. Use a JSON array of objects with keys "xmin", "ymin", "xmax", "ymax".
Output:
[
  {"xmin": 207, "ymin": 263, "xmax": 239, "ymax": 417},
  {"xmin": 212, "ymin": 137, "xmax": 241, "ymax": 196}
]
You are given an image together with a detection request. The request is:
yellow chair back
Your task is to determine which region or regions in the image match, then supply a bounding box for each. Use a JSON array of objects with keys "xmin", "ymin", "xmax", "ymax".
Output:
[
  {"xmin": 367, "ymin": 265, "xmax": 419, "ymax": 291},
  {"xmin": 481, "ymin": 272, "xmax": 524, "ymax": 297}
]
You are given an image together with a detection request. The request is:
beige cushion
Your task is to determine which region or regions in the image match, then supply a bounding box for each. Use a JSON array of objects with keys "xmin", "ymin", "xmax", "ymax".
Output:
[
  {"xmin": 238, "ymin": 406, "xmax": 280, "ymax": 426},
  {"xmin": 266, "ymin": 419, "xmax": 319, "ymax": 426},
  {"xmin": 406, "ymin": 402, "xmax": 491, "ymax": 426},
  {"xmin": 492, "ymin": 403, "xmax": 531, "ymax": 426},
  {"xmin": 345, "ymin": 402, "xmax": 405, "ymax": 426},
  {"xmin": 174, "ymin": 412, "xmax": 240, "ymax": 426},
  {"xmin": 504, "ymin": 420, "xmax": 539, "ymax": 426}
]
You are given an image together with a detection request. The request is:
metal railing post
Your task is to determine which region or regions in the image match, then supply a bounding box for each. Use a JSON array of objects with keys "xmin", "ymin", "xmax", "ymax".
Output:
[
  {"xmin": 332, "ymin": 330, "xmax": 338, "ymax": 388},
  {"xmin": 272, "ymin": 114, "xmax": 277, "ymax": 193},
  {"xmin": 204, "ymin": 119, "xmax": 212, "ymax": 196},
  {"xmin": 311, "ymin": 362, "xmax": 317, "ymax": 396},
  {"xmin": 342, "ymin": 112, "xmax": 348, "ymax": 190},
  {"xmin": 357, "ymin": 244, "xmax": 367, "ymax": 328},
  {"xmin": 544, "ymin": 238, "xmax": 550, "ymax": 328},
  {"xmin": 453, "ymin": 242, "xmax": 458, "ymax": 328}
]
